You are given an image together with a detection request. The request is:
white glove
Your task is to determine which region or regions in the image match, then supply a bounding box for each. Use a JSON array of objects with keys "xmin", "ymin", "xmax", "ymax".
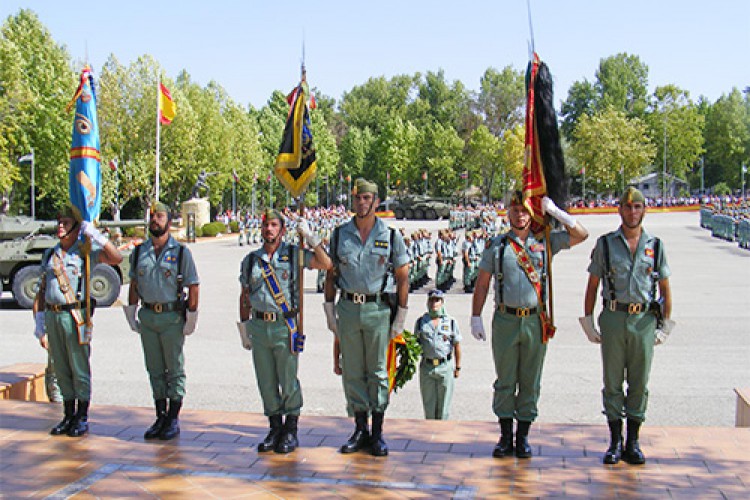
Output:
[
  {"xmin": 470, "ymin": 316, "xmax": 486, "ymax": 341},
  {"xmin": 578, "ymin": 315, "xmax": 601, "ymax": 344},
  {"xmin": 390, "ymin": 306, "xmax": 408, "ymax": 339},
  {"xmin": 183, "ymin": 309, "xmax": 198, "ymax": 335},
  {"xmin": 123, "ymin": 304, "xmax": 141, "ymax": 333},
  {"xmin": 655, "ymin": 318, "xmax": 676, "ymax": 346},
  {"xmin": 237, "ymin": 320, "xmax": 252, "ymax": 350},
  {"xmin": 297, "ymin": 218, "xmax": 321, "ymax": 247},
  {"xmin": 80, "ymin": 220, "xmax": 108, "ymax": 246},
  {"xmin": 541, "ymin": 196, "xmax": 577, "ymax": 227},
  {"xmin": 34, "ymin": 311, "xmax": 45, "ymax": 339},
  {"xmin": 323, "ymin": 302, "xmax": 338, "ymax": 337}
]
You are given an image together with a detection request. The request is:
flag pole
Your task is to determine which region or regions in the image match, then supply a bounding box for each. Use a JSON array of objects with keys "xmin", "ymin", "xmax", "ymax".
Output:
[{"xmin": 155, "ymin": 79, "xmax": 161, "ymax": 202}]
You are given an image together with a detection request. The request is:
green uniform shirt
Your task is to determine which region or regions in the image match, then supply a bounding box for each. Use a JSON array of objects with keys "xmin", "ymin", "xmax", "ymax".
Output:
[
  {"xmin": 239, "ymin": 242, "xmax": 313, "ymax": 312},
  {"xmin": 334, "ymin": 217, "xmax": 409, "ymax": 293},
  {"xmin": 129, "ymin": 235, "xmax": 200, "ymax": 303},
  {"xmin": 479, "ymin": 231, "xmax": 570, "ymax": 308},
  {"xmin": 587, "ymin": 227, "xmax": 671, "ymax": 304},
  {"xmin": 414, "ymin": 313, "xmax": 461, "ymax": 359},
  {"xmin": 41, "ymin": 240, "xmax": 102, "ymax": 305}
]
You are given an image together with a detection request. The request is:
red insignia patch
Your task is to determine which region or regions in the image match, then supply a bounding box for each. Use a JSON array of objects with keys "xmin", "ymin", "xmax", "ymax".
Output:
[
  {"xmin": 531, "ymin": 244, "xmax": 545, "ymax": 252},
  {"xmin": 645, "ymin": 248, "xmax": 654, "ymax": 258}
]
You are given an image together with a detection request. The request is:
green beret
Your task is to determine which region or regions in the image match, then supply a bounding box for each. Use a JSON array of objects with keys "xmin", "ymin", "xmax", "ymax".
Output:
[
  {"xmin": 353, "ymin": 178, "xmax": 378, "ymax": 196},
  {"xmin": 56, "ymin": 203, "xmax": 82, "ymax": 222},
  {"xmin": 149, "ymin": 201, "xmax": 171, "ymax": 215},
  {"xmin": 262, "ymin": 209, "xmax": 285, "ymax": 225},
  {"xmin": 620, "ymin": 187, "xmax": 645, "ymax": 205},
  {"xmin": 508, "ymin": 190, "xmax": 524, "ymax": 206}
]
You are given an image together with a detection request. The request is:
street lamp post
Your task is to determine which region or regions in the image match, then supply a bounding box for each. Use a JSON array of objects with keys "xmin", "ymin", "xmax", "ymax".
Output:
[
  {"xmin": 662, "ymin": 108, "xmax": 668, "ymax": 201},
  {"xmin": 742, "ymin": 163, "xmax": 747, "ymax": 200},
  {"xmin": 18, "ymin": 149, "xmax": 35, "ymax": 219}
]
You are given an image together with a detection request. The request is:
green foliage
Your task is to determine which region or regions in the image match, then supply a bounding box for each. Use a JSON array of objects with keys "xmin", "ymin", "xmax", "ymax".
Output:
[
  {"xmin": 229, "ymin": 220, "xmax": 239, "ymax": 233},
  {"xmin": 570, "ymin": 108, "xmax": 656, "ymax": 194},
  {"xmin": 703, "ymin": 89, "xmax": 749, "ymax": 189},
  {"xmin": 712, "ymin": 182, "xmax": 732, "ymax": 196},
  {"xmin": 201, "ymin": 221, "xmax": 226, "ymax": 237},
  {"xmin": 392, "ymin": 330, "xmax": 422, "ymax": 394}
]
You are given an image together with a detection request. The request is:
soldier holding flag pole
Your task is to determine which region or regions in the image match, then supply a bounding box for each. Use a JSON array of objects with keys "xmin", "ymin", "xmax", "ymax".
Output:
[
  {"xmin": 471, "ymin": 54, "xmax": 588, "ymax": 459},
  {"xmin": 33, "ymin": 66, "xmax": 122, "ymax": 437},
  {"xmin": 236, "ymin": 63, "xmax": 331, "ymax": 454}
]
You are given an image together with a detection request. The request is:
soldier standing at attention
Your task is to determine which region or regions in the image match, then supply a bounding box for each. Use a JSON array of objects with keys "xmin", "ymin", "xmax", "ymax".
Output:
[
  {"xmin": 237, "ymin": 209, "xmax": 331, "ymax": 454},
  {"xmin": 471, "ymin": 192, "xmax": 588, "ymax": 458},
  {"xmin": 33, "ymin": 204, "xmax": 123, "ymax": 437},
  {"xmin": 323, "ymin": 178, "xmax": 410, "ymax": 457},
  {"xmin": 581, "ymin": 187, "xmax": 674, "ymax": 465},
  {"xmin": 414, "ymin": 289, "xmax": 461, "ymax": 420},
  {"xmin": 123, "ymin": 202, "xmax": 200, "ymax": 441}
]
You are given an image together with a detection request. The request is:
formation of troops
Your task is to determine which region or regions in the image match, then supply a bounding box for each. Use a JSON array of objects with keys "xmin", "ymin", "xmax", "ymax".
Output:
[
  {"xmin": 699, "ymin": 201, "xmax": 750, "ymax": 249},
  {"xmin": 32, "ymin": 180, "xmax": 675, "ymax": 467}
]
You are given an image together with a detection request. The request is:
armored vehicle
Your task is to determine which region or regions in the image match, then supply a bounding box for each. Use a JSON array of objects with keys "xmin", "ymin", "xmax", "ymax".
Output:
[
  {"xmin": 392, "ymin": 195, "xmax": 451, "ymax": 220},
  {"xmin": 0, "ymin": 215, "xmax": 144, "ymax": 309}
]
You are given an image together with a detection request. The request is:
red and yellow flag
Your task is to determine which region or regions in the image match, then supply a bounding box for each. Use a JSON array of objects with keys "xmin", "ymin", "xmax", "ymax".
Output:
[{"xmin": 158, "ymin": 83, "xmax": 176, "ymax": 125}]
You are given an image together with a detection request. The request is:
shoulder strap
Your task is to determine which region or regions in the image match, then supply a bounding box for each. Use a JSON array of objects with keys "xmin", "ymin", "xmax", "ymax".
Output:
[
  {"xmin": 650, "ymin": 237, "xmax": 661, "ymax": 301},
  {"xmin": 176, "ymin": 243, "xmax": 185, "ymax": 302},
  {"xmin": 601, "ymin": 233, "xmax": 616, "ymax": 302},
  {"xmin": 494, "ymin": 235, "xmax": 507, "ymax": 304},
  {"xmin": 380, "ymin": 227, "xmax": 395, "ymax": 293}
]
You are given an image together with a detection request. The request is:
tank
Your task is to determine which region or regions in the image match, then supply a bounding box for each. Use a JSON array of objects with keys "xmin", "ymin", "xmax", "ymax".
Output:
[
  {"xmin": 391, "ymin": 195, "xmax": 452, "ymax": 220},
  {"xmin": 0, "ymin": 215, "xmax": 144, "ymax": 309}
]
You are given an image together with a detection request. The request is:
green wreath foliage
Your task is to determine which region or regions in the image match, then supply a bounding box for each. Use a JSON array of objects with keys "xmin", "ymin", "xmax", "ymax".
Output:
[{"xmin": 392, "ymin": 329, "xmax": 422, "ymax": 393}]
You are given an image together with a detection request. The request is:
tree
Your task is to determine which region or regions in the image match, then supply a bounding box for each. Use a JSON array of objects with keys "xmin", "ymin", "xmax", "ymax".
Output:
[
  {"xmin": 474, "ymin": 66, "xmax": 525, "ymax": 138},
  {"xmin": 703, "ymin": 88, "xmax": 749, "ymax": 189},
  {"xmin": 646, "ymin": 85, "xmax": 705, "ymax": 188},
  {"xmin": 464, "ymin": 125, "xmax": 501, "ymax": 200},
  {"xmin": 570, "ymin": 108, "xmax": 656, "ymax": 194},
  {"xmin": 416, "ymin": 121, "xmax": 464, "ymax": 197},
  {"xmin": 595, "ymin": 53, "xmax": 650, "ymax": 119},
  {"xmin": 1, "ymin": 9, "xmax": 74, "ymax": 217},
  {"xmin": 560, "ymin": 79, "xmax": 597, "ymax": 143}
]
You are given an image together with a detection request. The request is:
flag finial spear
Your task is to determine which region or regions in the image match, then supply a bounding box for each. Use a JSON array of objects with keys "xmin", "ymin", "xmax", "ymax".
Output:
[{"xmin": 526, "ymin": 0, "xmax": 536, "ymax": 59}]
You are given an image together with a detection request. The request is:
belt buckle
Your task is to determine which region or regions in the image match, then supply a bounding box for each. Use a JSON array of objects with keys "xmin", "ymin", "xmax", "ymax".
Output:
[
  {"xmin": 153, "ymin": 303, "xmax": 163, "ymax": 313},
  {"xmin": 263, "ymin": 311, "xmax": 276, "ymax": 322},
  {"xmin": 432, "ymin": 358, "xmax": 439, "ymax": 366},
  {"xmin": 352, "ymin": 293, "xmax": 365, "ymax": 304},
  {"xmin": 628, "ymin": 303, "xmax": 643, "ymax": 314},
  {"xmin": 49, "ymin": 304, "xmax": 61, "ymax": 312},
  {"xmin": 516, "ymin": 307, "xmax": 530, "ymax": 318},
  {"xmin": 608, "ymin": 300, "xmax": 618, "ymax": 312}
]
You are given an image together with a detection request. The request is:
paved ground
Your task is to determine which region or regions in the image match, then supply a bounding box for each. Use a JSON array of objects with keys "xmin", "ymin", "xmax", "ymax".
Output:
[
  {"xmin": 1, "ymin": 211, "xmax": 749, "ymax": 427},
  {"xmin": 1, "ymin": 400, "xmax": 748, "ymax": 499}
]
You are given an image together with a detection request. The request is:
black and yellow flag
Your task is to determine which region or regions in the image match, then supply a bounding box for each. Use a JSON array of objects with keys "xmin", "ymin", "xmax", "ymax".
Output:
[{"xmin": 274, "ymin": 80, "xmax": 317, "ymax": 198}]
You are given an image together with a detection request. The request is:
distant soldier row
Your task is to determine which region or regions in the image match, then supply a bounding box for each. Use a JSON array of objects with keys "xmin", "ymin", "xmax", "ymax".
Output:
[{"xmin": 699, "ymin": 202, "xmax": 750, "ymax": 249}]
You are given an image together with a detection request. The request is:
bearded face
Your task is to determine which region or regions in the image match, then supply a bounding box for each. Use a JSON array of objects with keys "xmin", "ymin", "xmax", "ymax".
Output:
[
  {"xmin": 149, "ymin": 212, "xmax": 170, "ymax": 237},
  {"xmin": 262, "ymin": 217, "xmax": 284, "ymax": 244}
]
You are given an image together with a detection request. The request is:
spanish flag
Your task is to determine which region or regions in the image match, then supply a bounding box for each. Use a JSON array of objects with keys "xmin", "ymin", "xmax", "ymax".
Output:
[{"xmin": 158, "ymin": 83, "xmax": 176, "ymax": 125}]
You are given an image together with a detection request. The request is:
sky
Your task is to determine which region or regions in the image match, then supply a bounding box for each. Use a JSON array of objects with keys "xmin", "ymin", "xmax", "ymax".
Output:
[{"xmin": 3, "ymin": 1, "xmax": 749, "ymax": 109}]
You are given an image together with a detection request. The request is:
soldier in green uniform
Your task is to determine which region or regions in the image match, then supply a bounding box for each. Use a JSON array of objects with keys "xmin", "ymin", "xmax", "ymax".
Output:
[
  {"xmin": 237, "ymin": 210, "xmax": 331, "ymax": 454},
  {"xmin": 123, "ymin": 202, "xmax": 200, "ymax": 441},
  {"xmin": 581, "ymin": 187, "xmax": 674, "ymax": 465},
  {"xmin": 414, "ymin": 289, "xmax": 461, "ymax": 420},
  {"xmin": 33, "ymin": 204, "xmax": 123, "ymax": 436},
  {"xmin": 471, "ymin": 193, "xmax": 588, "ymax": 459},
  {"xmin": 323, "ymin": 178, "xmax": 410, "ymax": 457}
]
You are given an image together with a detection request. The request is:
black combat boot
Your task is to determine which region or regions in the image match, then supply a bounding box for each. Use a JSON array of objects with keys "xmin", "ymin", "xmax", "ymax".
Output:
[
  {"xmin": 144, "ymin": 399, "xmax": 168, "ymax": 440},
  {"xmin": 603, "ymin": 420, "xmax": 623, "ymax": 464},
  {"xmin": 67, "ymin": 400, "xmax": 89, "ymax": 437},
  {"xmin": 370, "ymin": 412, "xmax": 388, "ymax": 456},
  {"xmin": 514, "ymin": 420, "xmax": 533, "ymax": 458},
  {"xmin": 340, "ymin": 411, "xmax": 370, "ymax": 454},
  {"xmin": 258, "ymin": 415, "xmax": 283, "ymax": 452},
  {"xmin": 492, "ymin": 418, "xmax": 514, "ymax": 458},
  {"xmin": 623, "ymin": 419, "xmax": 646, "ymax": 465},
  {"xmin": 159, "ymin": 399, "xmax": 181, "ymax": 440},
  {"xmin": 50, "ymin": 400, "xmax": 76, "ymax": 435},
  {"xmin": 275, "ymin": 415, "xmax": 299, "ymax": 454}
]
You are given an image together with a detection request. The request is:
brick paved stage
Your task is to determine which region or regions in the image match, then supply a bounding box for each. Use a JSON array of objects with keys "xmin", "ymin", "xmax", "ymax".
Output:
[{"xmin": 1, "ymin": 400, "xmax": 747, "ymax": 498}]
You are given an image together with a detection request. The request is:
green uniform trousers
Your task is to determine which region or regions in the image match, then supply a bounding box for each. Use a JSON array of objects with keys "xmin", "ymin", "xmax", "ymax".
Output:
[
  {"xmin": 337, "ymin": 299, "xmax": 390, "ymax": 414},
  {"xmin": 419, "ymin": 359, "xmax": 454, "ymax": 419},
  {"xmin": 491, "ymin": 311, "xmax": 547, "ymax": 421},
  {"xmin": 249, "ymin": 319, "xmax": 302, "ymax": 417},
  {"xmin": 138, "ymin": 309, "xmax": 186, "ymax": 401},
  {"xmin": 599, "ymin": 309, "xmax": 656, "ymax": 423},
  {"xmin": 45, "ymin": 310, "xmax": 91, "ymax": 401}
]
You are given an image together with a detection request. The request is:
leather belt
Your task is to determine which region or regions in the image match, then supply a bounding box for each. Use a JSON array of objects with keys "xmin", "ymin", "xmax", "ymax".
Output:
[
  {"xmin": 604, "ymin": 300, "xmax": 647, "ymax": 315},
  {"xmin": 143, "ymin": 301, "xmax": 183, "ymax": 313},
  {"xmin": 497, "ymin": 304, "xmax": 539, "ymax": 317},
  {"xmin": 342, "ymin": 291, "xmax": 387, "ymax": 304},
  {"xmin": 46, "ymin": 302, "xmax": 82, "ymax": 312},
  {"xmin": 254, "ymin": 310, "xmax": 298, "ymax": 322},
  {"xmin": 424, "ymin": 353, "xmax": 452, "ymax": 366}
]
